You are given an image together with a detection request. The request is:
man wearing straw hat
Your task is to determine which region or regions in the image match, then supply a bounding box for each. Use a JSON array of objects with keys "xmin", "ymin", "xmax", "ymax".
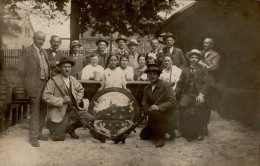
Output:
[
  {"xmin": 67, "ymin": 40, "xmax": 87, "ymax": 79},
  {"xmin": 162, "ymin": 32, "xmax": 187, "ymax": 68},
  {"xmin": 175, "ymin": 49, "xmax": 212, "ymax": 141},
  {"xmin": 140, "ymin": 64, "xmax": 177, "ymax": 148},
  {"xmin": 112, "ymin": 34, "xmax": 128, "ymax": 60},
  {"xmin": 87, "ymin": 38, "xmax": 110, "ymax": 68},
  {"xmin": 127, "ymin": 39, "xmax": 139, "ymax": 69}
]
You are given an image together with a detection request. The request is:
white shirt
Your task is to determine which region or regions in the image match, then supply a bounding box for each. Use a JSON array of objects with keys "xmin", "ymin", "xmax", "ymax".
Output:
[
  {"xmin": 62, "ymin": 76, "xmax": 70, "ymax": 89},
  {"xmin": 101, "ymin": 67, "xmax": 127, "ymax": 89},
  {"xmin": 81, "ymin": 64, "xmax": 104, "ymax": 80},
  {"xmin": 120, "ymin": 66, "xmax": 134, "ymax": 81},
  {"xmin": 169, "ymin": 46, "xmax": 174, "ymax": 54},
  {"xmin": 160, "ymin": 65, "xmax": 182, "ymax": 90}
]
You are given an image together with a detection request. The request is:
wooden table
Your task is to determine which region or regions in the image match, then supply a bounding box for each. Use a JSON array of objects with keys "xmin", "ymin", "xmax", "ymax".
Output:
[{"xmin": 79, "ymin": 80, "xmax": 150, "ymax": 106}]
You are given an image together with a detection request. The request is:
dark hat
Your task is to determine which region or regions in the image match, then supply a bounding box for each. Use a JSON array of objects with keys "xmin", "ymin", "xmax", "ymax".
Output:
[
  {"xmin": 186, "ymin": 49, "xmax": 203, "ymax": 59},
  {"xmin": 57, "ymin": 57, "xmax": 75, "ymax": 67},
  {"xmin": 144, "ymin": 64, "xmax": 162, "ymax": 74},
  {"xmin": 70, "ymin": 40, "xmax": 82, "ymax": 47},
  {"xmin": 162, "ymin": 32, "xmax": 176, "ymax": 41},
  {"xmin": 115, "ymin": 34, "xmax": 127, "ymax": 43},
  {"xmin": 96, "ymin": 38, "xmax": 109, "ymax": 46}
]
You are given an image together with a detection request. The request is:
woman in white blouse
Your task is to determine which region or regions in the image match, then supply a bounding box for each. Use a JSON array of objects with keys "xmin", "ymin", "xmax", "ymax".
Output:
[
  {"xmin": 119, "ymin": 55, "xmax": 134, "ymax": 81},
  {"xmin": 81, "ymin": 54, "xmax": 104, "ymax": 80},
  {"xmin": 98, "ymin": 54, "xmax": 129, "ymax": 91},
  {"xmin": 160, "ymin": 54, "xmax": 182, "ymax": 90}
]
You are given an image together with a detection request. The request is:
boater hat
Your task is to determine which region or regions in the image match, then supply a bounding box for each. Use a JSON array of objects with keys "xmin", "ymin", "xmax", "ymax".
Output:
[
  {"xmin": 115, "ymin": 34, "xmax": 127, "ymax": 43},
  {"xmin": 144, "ymin": 64, "xmax": 162, "ymax": 74},
  {"xmin": 186, "ymin": 49, "xmax": 203, "ymax": 59},
  {"xmin": 127, "ymin": 39, "xmax": 139, "ymax": 46},
  {"xmin": 57, "ymin": 57, "xmax": 75, "ymax": 67},
  {"xmin": 96, "ymin": 38, "xmax": 109, "ymax": 46},
  {"xmin": 70, "ymin": 40, "xmax": 82, "ymax": 47}
]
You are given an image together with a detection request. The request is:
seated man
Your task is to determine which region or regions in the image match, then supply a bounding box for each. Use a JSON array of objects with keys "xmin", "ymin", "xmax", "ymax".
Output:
[
  {"xmin": 140, "ymin": 64, "xmax": 177, "ymax": 148},
  {"xmin": 42, "ymin": 57, "xmax": 95, "ymax": 141},
  {"xmin": 81, "ymin": 53, "xmax": 104, "ymax": 80},
  {"xmin": 175, "ymin": 49, "xmax": 212, "ymax": 141}
]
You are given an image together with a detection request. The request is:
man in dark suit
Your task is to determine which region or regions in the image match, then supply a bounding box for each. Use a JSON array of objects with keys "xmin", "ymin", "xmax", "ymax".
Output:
[
  {"xmin": 175, "ymin": 49, "xmax": 212, "ymax": 141},
  {"xmin": 87, "ymin": 38, "xmax": 109, "ymax": 68},
  {"xmin": 162, "ymin": 32, "xmax": 187, "ymax": 68},
  {"xmin": 19, "ymin": 31, "xmax": 50, "ymax": 147},
  {"xmin": 140, "ymin": 64, "xmax": 177, "ymax": 147},
  {"xmin": 146, "ymin": 38, "xmax": 163, "ymax": 67},
  {"xmin": 45, "ymin": 35, "xmax": 65, "ymax": 77}
]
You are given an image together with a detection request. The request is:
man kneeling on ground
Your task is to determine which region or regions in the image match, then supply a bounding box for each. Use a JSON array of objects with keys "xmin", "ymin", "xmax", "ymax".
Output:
[
  {"xmin": 140, "ymin": 64, "xmax": 177, "ymax": 148},
  {"xmin": 42, "ymin": 57, "xmax": 95, "ymax": 141}
]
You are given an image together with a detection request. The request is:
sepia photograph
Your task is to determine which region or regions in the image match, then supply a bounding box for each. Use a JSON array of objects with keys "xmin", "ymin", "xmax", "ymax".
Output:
[{"xmin": 0, "ymin": 0, "xmax": 259, "ymax": 166}]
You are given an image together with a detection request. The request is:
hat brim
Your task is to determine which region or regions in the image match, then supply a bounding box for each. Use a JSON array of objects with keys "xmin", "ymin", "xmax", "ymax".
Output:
[
  {"xmin": 144, "ymin": 69, "xmax": 162, "ymax": 74},
  {"xmin": 57, "ymin": 60, "xmax": 75, "ymax": 67},
  {"xmin": 127, "ymin": 42, "xmax": 139, "ymax": 46},
  {"xmin": 163, "ymin": 35, "xmax": 176, "ymax": 41},
  {"xmin": 186, "ymin": 52, "xmax": 203, "ymax": 59},
  {"xmin": 96, "ymin": 40, "xmax": 109, "ymax": 46},
  {"xmin": 115, "ymin": 38, "xmax": 127, "ymax": 43},
  {"xmin": 70, "ymin": 43, "xmax": 82, "ymax": 47}
]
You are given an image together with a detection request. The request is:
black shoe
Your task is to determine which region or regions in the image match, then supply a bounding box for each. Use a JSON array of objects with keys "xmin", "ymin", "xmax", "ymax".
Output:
[
  {"xmin": 30, "ymin": 139, "xmax": 40, "ymax": 147},
  {"xmin": 155, "ymin": 139, "xmax": 165, "ymax": 148},
  {"xmin": 38, "ymin": 134, "xmax": 48, "ymax": 141},
  {"xmin": 68, "ymin": 131, "xmax": 79, "ymax": 139},
  {"xmin": 197, "ymin": 134, "xmax": 204, "ymax": 141}
]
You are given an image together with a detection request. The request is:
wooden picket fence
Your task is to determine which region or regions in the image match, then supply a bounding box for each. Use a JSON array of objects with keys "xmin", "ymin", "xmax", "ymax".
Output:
[{"xmin": 1, "ymin": 49, "xmax": 96, "ymax": 69}]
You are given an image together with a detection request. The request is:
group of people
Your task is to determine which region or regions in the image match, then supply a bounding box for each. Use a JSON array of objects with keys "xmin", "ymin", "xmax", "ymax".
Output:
[{"xmin": 18, "ymin": 30, "xmax": 220, "ymax": 148}]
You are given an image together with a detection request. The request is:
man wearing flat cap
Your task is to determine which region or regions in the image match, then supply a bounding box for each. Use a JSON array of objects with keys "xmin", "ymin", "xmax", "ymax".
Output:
[
  {"xmin": 67, "ymin": 40, "xmax": 87, "ymax": 79},
  {"xmin": 140, "ymin": 64, "xmax": 177, "ymax": 148},
  {"xmin": 87, "ymin": 38, "xmax": 110, "ymax": 68},
  {"xmin": 175, "ymin": 49, "xmax": 212, "ymax": 141},
  {"xmin": 127, "ymin": 39, "xmax": 139, "ymax": 69},
  {"xmin": 112, "ymin": 34, "xmax": 128, "ymax": 60},
  {"xmin": 42, "ymin": 57, "xmax": 95, "ymax": 141},
  {"xmin": 162, "ymin": 32, "xmax": 187, "ymax": 68}
]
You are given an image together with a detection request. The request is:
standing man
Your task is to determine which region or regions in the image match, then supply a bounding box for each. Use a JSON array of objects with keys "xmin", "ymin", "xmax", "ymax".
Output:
[
  {"xmin": 45, "ymin": 35, "xmax": 65, "ymax": 77},
  {"xmin": 199, "ymin": 37, "xmax": 220, "ymax": 79},
  {"xmin": 42, "ymin": 57, "xmax": 95, "ymax": 141},
  {"xmin": 87, "ymin": 38, "xmax": 110, "ymax": 68},
  {"xmin": 162, "ymin": 32, "xmax": 187, "ymax": 68},
  {"xmin": 146, "ymin": 38, "xmax": 163, "ymax": 67},
  {"xmin": 18, "ymin": 31, "xmax": 50, "ymax": 147},
  {"xmin": 175, "ymin": 49, "xmax": 212, "ymax": 141},
  {"xmin": 140, "ymin": 64, "xmax": 177, "ymax": 147},
  {"xmin": 67, "ymin": 40, "xmax": 87, "ymax": 79},
  {"xmin": 127, "ymin": 39, "xmax": 139, "ymax": 69},
  {"xmin": 112, "ymin": 34, "xmax": 128, "ymax": 60}
]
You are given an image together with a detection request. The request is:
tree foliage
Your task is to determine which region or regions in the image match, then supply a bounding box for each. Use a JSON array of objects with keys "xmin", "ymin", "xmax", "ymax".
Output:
[{"xmin": 1, "ymin": 0, "xmax": 178, "ymax": 40}]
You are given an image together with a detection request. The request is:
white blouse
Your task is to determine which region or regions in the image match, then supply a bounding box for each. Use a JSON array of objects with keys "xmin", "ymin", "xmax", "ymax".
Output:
[
  {"xmin": 101, "ymin": 67, "xmax": 127, "ymax": 89},
  {"xmin": 120, "ymin": 66, "xmax": 134, "ymax": 81},
  {"xmin": 81, "ymin": 64, "xmax": 104, "ymax": 80},
  {"xmin": 160, "ymin": 65, "xmax": 182, "ymax": 90}
]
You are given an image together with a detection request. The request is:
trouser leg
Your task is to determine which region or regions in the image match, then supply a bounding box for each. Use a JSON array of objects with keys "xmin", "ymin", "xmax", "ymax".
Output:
[
  {"xmin": 178, "ymin": 94, "xmax": 193, "ymax": 133},
  {"xmin": 29, "ymin": 97, "xmax": 39, "ymax": 141},
  {"xmin": 140, "ymin": 126, "xmax": 154, "ymax": 140},
  {"xmin": 147, "ymin": 111, "xmax": 166, "ymax": 140},
  {"xmin": 39, "ymin": 101, "xmax": 47, "ymax": 134}
]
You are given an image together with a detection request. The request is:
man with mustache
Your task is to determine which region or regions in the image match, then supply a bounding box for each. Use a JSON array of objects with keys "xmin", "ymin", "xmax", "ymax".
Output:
[
  {"xmin": 42, "ymin": 57, "xmax": 95, "ymax": 141},
  {"xmin": 140, "ymin": 64, "xmax": 177, "ymax": 147},
  {"xmin": 45, "ymin": 35, "xmax": 65, "ymax": 77},
  {"xmin": 19, "ymin": 31, "xmax": 50, "ymax": 147},
  {"xmin": 175, "ymin": 49, "xmax": 212, "ymax": 141}
]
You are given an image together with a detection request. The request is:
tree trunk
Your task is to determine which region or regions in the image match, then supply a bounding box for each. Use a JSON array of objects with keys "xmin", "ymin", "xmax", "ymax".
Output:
[{"xmin": 70, "ymin": 0, "xmax": 80, "ymax": 41}]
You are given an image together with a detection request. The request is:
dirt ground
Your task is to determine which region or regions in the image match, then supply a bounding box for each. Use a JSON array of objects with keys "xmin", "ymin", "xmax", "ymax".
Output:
[{"xmin": 0, "ymin": 111, "xmax": 259, "ymax": 166}]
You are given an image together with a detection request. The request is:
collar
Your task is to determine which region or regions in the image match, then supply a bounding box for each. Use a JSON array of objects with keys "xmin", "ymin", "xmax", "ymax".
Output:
[
  {"xmin": 72, "ymin": 53, "xmax": 78, "ymax": 57},
  {"xmin": 33, "ymin": 44, "xmax": 41, "ymax": 52}
]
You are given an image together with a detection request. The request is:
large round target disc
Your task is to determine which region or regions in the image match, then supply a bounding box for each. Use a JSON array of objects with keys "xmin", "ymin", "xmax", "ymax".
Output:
[{"xmin": 88, "ymin": 87, "xmax": 140, "ymax": 138}]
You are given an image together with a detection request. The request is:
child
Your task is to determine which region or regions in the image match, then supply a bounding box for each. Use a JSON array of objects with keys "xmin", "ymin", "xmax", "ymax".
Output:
[{"xmin": 98, "ymin": 55, "xmax": 129, "ymax": 91}]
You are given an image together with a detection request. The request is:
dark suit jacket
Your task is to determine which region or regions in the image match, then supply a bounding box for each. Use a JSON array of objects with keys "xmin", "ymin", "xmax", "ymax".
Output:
[
  {"xmin": 175, "ymin": 65, "xmax": 212, "ymax": 97},
  {"xmin": 142, "ymin": 79, "xmax": 176, "ymax": 113},
  {"xmin": 45, "ymin": 49, "xmax": 65, "ymax": 77},
  {"xmin": 162, "ymin": 46, "xmax": 187, "ymax": 68},
  {"xmin": 145, "ymin": 49, "xmax": 164, "ymax": 68},
  {"xmin": 86, "ymin": 50, "xmax": 109, "ymax": 68},
  {"xmin": 201, "ymin": 50, "xmax": 220, "ymax": 71},
  {"xmin": 67, "ymin": 54, "xmax": 87, "ymax": 79},
  {"xmin": 19, "ymin": 44, "xmax": 50, "ymax": 97}
]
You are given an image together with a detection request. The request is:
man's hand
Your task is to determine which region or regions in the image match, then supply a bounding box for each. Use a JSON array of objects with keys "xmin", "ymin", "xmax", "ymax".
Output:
[
  {"xmin": 196, "ymin": 93, "xmax": 204, "ymax": 103},
  {"xmin": 63, "ymin": 96, "xmax": 71, "ymax": 103},
  {"xmin": 148, "ymin": 105, "xmax": 160, "ymax": 112}
]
